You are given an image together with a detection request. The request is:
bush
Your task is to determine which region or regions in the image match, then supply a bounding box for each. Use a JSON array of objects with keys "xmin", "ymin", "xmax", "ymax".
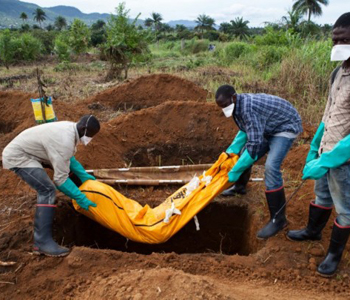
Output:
[
  {"xmin": 184, "ymin": 39, "xmax": 209, "ymax": 54},
  {"xmin": 215, "ymin": 42, "xmax": 255, "ymax": 65},
  {"xmin": 0, "ymin": 30, "xmax": 15, "ymax": 68},
  {"xmin": 13, "ymin": 33, "xmax": 42, "ymax": 61},
  {"xmin": 252, "ymin": 45, "xmax": 289, "ymax": 69},
  {"xmin": 254, "ymin": 26, "xmax": 299, "ymax": 46},
  {"xmin": 31, "ymin": 29, "xmax": 58, "ymax": 54},
  {"xmin": 68, "ymin": 19, "xmax": 90, "ymax": 55},
  {"xmin": 54, "ymin": 34, "xmax": 70, "ymax": 62}
]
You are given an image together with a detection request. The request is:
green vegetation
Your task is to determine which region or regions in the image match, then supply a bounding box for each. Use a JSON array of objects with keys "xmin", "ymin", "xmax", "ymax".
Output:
[
  {"xmin": 104, "ymin": 3, "xmax": 151, "ymax": 79},
  {"xmin": 0, "ymin": 2, "xmax": 337, "ymax": 124},
  {"xmin": 0, "ymin": 29, "xmax": 42, "ymax": 68}
]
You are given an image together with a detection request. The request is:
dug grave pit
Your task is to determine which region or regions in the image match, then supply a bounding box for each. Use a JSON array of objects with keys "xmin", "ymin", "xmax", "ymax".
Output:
[{"xmin": 53, "ymin": 192, "xmax": 261, "ymax": 256}]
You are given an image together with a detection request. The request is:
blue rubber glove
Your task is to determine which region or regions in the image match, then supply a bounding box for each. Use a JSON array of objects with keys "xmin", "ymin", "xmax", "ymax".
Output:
[
  {"xmin": 70, "ymin": 156, "xmax": 95, "ymax": 183},
  {"xmin": 302, "ymin": 133, "xmax": 350, "ymax": 180},
  {"xmin": 228, "ymin": 149, "xmax": 257, "ymax": 182},
  {"xmin": 305, "ymin": 122, "xmax": 324, "ymax": 164},
  {"xmin": 226, "ymin": 131, "xmax": 248, "ymax": 155},
  {"xmin": 57, "ymin": 178, "xmax": 97, "ymax": 210}
]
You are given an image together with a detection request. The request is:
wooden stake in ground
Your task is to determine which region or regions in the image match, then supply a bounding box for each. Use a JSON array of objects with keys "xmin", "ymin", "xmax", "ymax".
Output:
[{"xmin": 36, "ymin": 68, "xmax": 48, "ymax": 123}]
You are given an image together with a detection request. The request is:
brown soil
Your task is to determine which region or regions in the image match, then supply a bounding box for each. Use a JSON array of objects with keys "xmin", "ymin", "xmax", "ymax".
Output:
[
  {"xmin": 84, "ymin": 73, "xmax": 208, "ymax": 111},
  {"xmin": 0, "ymin": 74, "xmax": 349, "ymax": 300}
]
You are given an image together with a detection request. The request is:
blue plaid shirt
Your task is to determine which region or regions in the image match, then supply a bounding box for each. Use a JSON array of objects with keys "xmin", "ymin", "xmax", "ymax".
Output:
[{"xmin": 233, "ymin": 93, "xmax": 302, "ymax": 158}]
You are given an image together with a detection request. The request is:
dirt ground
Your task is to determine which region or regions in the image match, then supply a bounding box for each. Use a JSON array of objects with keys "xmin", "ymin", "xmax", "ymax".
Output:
[{"xmin": 0, "ymin": 73, "xmax": 349, "ymax": 299}]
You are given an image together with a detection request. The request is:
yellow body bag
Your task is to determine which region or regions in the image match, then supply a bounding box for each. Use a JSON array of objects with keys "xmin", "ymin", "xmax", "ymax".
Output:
[{"xmin": 73, "ymin": 153, "xmax": 238, "ymax": 244}]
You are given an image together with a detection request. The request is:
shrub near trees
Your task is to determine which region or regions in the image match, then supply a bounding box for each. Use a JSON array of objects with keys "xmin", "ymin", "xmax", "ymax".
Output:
[
  {"xmin": 0, "ymin": 29, "xmax": 42, "ymax": 69},
  {"xmin": 104, "ymin": 3, "xmax": 151, "ymax": 79}
]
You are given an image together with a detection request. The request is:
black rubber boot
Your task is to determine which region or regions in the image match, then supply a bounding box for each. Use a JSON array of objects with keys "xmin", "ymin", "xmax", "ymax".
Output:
[
  {"xmin": 33, "ymin": 205, "xmax": 70, "ymax": 257},
  {"xmin": 287, "ymin": 201, "xmax": 332, "ymax": 241},
  {"xmin": 257, "ymin": 187, "xmax": 287, "ymax": 240},
  {"xmin": 221, "ymin": 167, "xmax": 251, "ymax": 196},
  {"xmin": 317, "ymin": 220, "xmax": 350, "ymax": 277}
]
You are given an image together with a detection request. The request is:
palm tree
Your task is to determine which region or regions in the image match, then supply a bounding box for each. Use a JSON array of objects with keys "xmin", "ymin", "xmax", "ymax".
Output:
[
  {"xmin": 20, "ymin": 12, "xmax": 27, "ymax": 23},
  {"xmin": 144, "ymin": 12, "xmax": 163, "ymax": 32},
  {"xmin": 54, "ymin": 16, "xmax": 67, "ymax": 31},
  {"xmin": 292, "ymin": 0, "xmax": 329, "ymax": 22},
  {"xmin": 195, "ymin": 14, "xmax": 215, "ymax": 39},
  {"xmin": 230, "ymin": 17, "xmax": 250, "ymax": 39},
  {"xmin": 282, "ymin": 9, "xmax": 304, "ymax": 32},
  {"xmin": 33, "ymin": 8, "xmax": 46, "ymax": 28},
  {"xmin": 219, "ymin": 22, "xmax": 232, "ymax": 34}
]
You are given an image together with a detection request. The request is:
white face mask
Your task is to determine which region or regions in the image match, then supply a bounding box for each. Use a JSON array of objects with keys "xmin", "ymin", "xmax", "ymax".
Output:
[
  {"xmin": 80, "ymin": 135, "xmax": 92, "ymax": 146},
  {"xmin": 222, "ymin": 103, "xmax": 235, "ymax": 118},
  {"xmin": 331, "ymin": 45, "xmax": 350, "ymax": 61},
  {"xmin": 80, "ymin": 115, "xmax": 93, "ymax": 146}
]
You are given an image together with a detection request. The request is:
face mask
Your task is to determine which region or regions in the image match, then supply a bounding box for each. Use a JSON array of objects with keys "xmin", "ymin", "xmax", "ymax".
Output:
[
  {"xmin": 331, "ymin": 45, "xmax": 350, "ymax": 61},
  {"xmin": 80, "ymin": 115, "xmax": 93, "ymax": 146},
  {"xmin": 80, "ymin": 135, "xmax": 92, "ymax": 146},
  {"xmin": 222, "ymin": 103, "xmax": 235, "ymax": 118}
]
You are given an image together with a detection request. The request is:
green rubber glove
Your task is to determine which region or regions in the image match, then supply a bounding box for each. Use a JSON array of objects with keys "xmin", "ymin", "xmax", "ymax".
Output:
[
  {"xmin": 305, "ymin": 122, "xmax": 324, "ymax": 164},
  {"xmin": 70, "ymin": 156, "xmax": 95, "ymax": 183},
  {"xmin": 302, "ymin": 133, "xmax": 350, "ymax": 180},
  {"xmin": 57, "ymin": 178, "xmax": 97, "ymax": 210},
  {"xmin": 226, "ymin": 130, "xmax": 248, "ymax": 155},
  {"xmin": 228, "ymin": 149, "xmax": 257, "ymax": 182}
]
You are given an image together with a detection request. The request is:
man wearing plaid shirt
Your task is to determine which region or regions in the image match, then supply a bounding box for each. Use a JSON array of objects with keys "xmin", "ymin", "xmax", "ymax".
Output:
[{"xmin": 216, "ymin": 85, "xmax": 302, "ymax": 240}]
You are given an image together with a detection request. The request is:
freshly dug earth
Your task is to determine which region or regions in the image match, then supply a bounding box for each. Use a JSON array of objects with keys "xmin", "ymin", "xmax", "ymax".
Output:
[
  {"xmin": 84, "ymin": 73, "xmax": 208, "ymax": 111},
  {"xmin": 0, "ymin": 74, "xmax": 349, "ymax": 300}
]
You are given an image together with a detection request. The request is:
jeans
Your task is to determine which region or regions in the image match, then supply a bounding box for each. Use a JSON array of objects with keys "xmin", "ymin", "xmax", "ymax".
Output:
[
  {"xmin": 255, "ymin": 136, "xmax": 295, "ymax": 191},
  {"xmin": 315, "ymin": 164, "xmax": 350, "ymax": 226},
  {"xmin": 11, "ymin": 168, "xmax": 56, "ymax": 205}
]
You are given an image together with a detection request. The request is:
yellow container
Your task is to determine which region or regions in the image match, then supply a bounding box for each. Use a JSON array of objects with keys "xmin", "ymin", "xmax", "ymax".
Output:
[{"xmin": 31, "ymin": 97, "xmax": 57, "ymax": 124}]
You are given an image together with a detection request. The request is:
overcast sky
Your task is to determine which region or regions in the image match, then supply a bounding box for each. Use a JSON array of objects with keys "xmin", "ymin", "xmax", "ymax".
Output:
[{"xmin": 26, "ymin": 0, "xmax": 347, "ymax": 26}]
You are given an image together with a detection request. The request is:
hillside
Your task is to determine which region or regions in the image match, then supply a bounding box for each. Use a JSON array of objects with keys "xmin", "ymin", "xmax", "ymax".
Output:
[
  {"xmin": 0, "ymin": 0, "xmax": 195, "ymax": 29},
  {"xmin": 0, "ymin": 0, "xmax": 110, "ymax": 28}
]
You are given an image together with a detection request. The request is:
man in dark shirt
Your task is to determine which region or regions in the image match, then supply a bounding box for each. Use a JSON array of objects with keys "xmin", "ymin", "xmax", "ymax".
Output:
[{"xmin": 216, "ymin": 85, "xmax": 302, "ymax": 239}]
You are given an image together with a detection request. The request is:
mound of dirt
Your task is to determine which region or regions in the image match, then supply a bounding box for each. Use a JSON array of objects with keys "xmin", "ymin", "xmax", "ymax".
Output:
[
  {"xmin": 79, "ymin": 267, "xmax": 232, "ymax": 300},
  {"xmin": 85, "ymin": 73, "xmax": 208, "ymax": 111},
  {"xmin": 77, "ymin": 101, "xmax": 237, "ymax": 169}
]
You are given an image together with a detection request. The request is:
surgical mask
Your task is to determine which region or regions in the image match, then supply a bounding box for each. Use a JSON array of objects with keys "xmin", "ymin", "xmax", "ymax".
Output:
[
  {"xmin": 80, "ymin": 115, "xmax": 93, "ymax": 146},
  {"xmin": 331, "ymin": 45, "xmax": 350, "ymax": 61},
  {"xmin": 222, "ymin": 103, "xmax": 235, "ymax": 118},
  {"xmin": 80, "ymin": 135, "xmax": 92, "ymax": 145}
]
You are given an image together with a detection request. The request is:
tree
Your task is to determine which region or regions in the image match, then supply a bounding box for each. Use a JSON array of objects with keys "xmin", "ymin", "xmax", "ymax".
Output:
[
  {"xmin": 282, "ymin": 8, "xmax": 304, "ymax": 32},
  {"xmin": 175, "ymin": 24, "xmax": 192, "ymax": 40},
  {"xmin": 219, "ymin": 22, "xmax": 232, "ymax": 34},
  {"xmin": 293, "ymin": 0, "xmax": 329, "ymax": 22},
  {"xmin": 91, "ymin": 20, "xmax": 106, "ymax": 31},
  {"xmin": 195, "ymin": 14, "xmax": 215, "ymax": 39},
  {"xmin": 20, "ymin": 12, "xmax": 27, "ymax": 23},
  {"xmin": 230, "ymin": 17, "xmax": 250, "ymax": 39},
  {"xmin": 105, "ymin": 3, "xmax": 151, "ymax": 80},
  {"xmin": 55, "ymin": 16, "xmax": 67, "ymax": 31},
  {"xmin": 33, "ymin": 8, "xmax": 46, "ymax": 28},
  {"xmin": 158, "ymin": 23, "xmax": 173, "ymax": 39},
  {"xmin": 144, "ymin": 12, "xmax": 163, "ymax": 40},
  {"xmin": 91, "ymin": 20, "xmax": 106, "ymax": 47},
  {"xmin": 0, "ymin": 30, "xmax": 15, "ymax": 69},
  {"xmin": 46, "ymin": 24, "xmax": 55, "ymax": 31},
  {"xmin": 68, "ymin": 19, "xmax": 90, "ymax": 55}
]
